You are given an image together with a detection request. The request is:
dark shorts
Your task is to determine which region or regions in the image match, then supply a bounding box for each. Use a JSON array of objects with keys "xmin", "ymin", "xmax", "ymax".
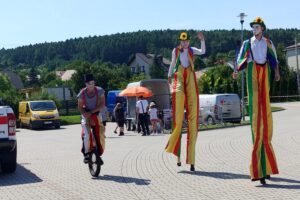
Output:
[{"xmin": 117, "ymin": 120, "xmax": 125, "ymax": 127}]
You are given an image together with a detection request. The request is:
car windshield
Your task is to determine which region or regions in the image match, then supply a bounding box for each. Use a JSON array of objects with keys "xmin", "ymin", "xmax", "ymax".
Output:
[{"xmin": 30, "ymin": 101, "xmax": 56, "ymax": 111}]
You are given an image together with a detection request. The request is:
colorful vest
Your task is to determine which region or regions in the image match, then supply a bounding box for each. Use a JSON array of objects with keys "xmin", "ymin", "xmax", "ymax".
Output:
[
  {"xmin": 237, "ymin": 37, "xmax": 278, "ymax": 71},
  {"xmin": 172, "ymin": 47, "xmax": 194, "ymax": 75}
]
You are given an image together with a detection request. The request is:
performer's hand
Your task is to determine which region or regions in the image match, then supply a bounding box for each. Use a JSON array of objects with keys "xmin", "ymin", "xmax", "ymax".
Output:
[
  {"xmin": 275, "ymin": 69, "xmax": 280, "ymax": 81},
  {"xmin": 83, "ymin": 112, "xmax": 91, "ymax": 118},
  {"xmin": 197, "ymin": 32, "xmax": 205, "ymax": 41},
  {"xmin": 232, "ymin": 72, "xmax": 238, "ymax": 79}
]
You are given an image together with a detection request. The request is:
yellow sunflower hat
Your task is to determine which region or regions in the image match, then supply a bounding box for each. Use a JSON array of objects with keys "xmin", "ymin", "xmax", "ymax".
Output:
[
  {"xmin": 250, "ymin": 17, "xmax": 266, "ymax": 30},
  {"xmin": 179, "ymin": 32, "xmax": 190, "ymax": 41}
]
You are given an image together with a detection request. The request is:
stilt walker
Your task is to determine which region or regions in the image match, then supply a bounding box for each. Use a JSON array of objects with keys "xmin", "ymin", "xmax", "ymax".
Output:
[
  {"xmin": 166, "ymin": 31, "xmax": 206, "ymax": 171},
  {"xmin": 234, "ymin": 17, "xmax": 280, "ymax": 184}
]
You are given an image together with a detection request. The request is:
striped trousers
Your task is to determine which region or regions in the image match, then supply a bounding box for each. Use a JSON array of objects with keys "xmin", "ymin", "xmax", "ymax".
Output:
[
  {"xmin": 165, "ymin": 66, "xmax": 199, "ymax": 165},
  {"xmin": 247, "ymin": 63, "xmax": 279, "ymax": 180}
]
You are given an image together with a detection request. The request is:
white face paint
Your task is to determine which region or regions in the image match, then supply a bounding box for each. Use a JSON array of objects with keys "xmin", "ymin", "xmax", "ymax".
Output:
[
  {"xmin": 180, "ymin": 40, "xmax": 190, "ymax": 49},
  {"xmin": 252, "ymin": 24, "xmax": 262, "ymax": 36}
]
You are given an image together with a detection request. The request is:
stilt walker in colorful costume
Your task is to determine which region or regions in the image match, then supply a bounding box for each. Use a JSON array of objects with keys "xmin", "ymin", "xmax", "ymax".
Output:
[
  {"xmin": 233, "ymin": 17, "xmax": 280, "ymax": 184},
  {"xmin": 166, "ymin": 31, "xmax": 205, "ymax": 171},
  {"xmin": 77, "ymin": 74, "xmax": 106, "ymax": 164}
]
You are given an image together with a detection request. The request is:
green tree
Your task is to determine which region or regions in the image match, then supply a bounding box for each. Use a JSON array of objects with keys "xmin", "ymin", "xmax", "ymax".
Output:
[
  {"xmin": 0, "ymin": 74, "xmax": 23, "ymax": 114},
  {"xmin": 149, "ymin": 55, "xmax": 167, "ymax": 79},
  {"xmin": 198, "ymin": 65, "xmax": 235, "ymax": 94},
  {"xmin": 28, "ymin": 67, "xmax": 40, "ymax": 87}
]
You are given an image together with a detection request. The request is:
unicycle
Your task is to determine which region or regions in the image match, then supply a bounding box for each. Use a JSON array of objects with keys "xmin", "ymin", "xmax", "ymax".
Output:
[{"xmin": 88, "ymin": 127, "xmax": 103, "ymax": 177}]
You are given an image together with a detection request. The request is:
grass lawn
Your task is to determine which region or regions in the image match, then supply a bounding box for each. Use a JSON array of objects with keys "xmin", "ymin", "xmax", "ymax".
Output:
[
  {"xmin": 271, "ymin": 106, "xmax": 285, "ymax": 112},
  {"xmin": 199, "ymin": 120, "xmax": 250, "ymax": 131},
  {"xmin": 60, "ymin": 115, "xmax": 81, "ymax": 125}
]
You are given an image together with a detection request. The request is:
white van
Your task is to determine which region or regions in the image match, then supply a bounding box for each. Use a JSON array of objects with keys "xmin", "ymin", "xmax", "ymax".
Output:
[{"xmin": 199, "ymin": 94, "xmax": 242, "ymax": 123}]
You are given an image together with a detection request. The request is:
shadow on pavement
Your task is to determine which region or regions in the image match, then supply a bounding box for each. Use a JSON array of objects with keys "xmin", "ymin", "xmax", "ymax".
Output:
[
  {"xmin": 104, "ymin": 137, "xmax": 121, "ymax": 139},
  {"xmin": 179, "ymin": 170, "xmax": 249, "ymax": 179},
  {"xmin": 257, "ymin": 184, "xmax": 300, "ymax": 189},
  {"xmin": 0, "ymin": 164, "xmax": 43, "ymax": 186},
  {"xmin": 268, "ymin": 177, "xmax": 300, "ymax": 184},
  {"xmin": 18, "ymin": 127, "xmax": 67, "ymax": 132},
  {"xmin": 257, "ymin": 177, "xmax": 300, "ymax": 189},
  {"xmin": 180, "ymin": 171, "xmax": 300, "ymax": 189},
  {"xmin": 93, "ymin": 174, "xmax": 150, "ymax": 185}
]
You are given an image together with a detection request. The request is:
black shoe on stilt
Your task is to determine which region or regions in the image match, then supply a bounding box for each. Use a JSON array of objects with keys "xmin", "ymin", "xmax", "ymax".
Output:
[
  {"xmin": 260, "ymin": 177, "xmax": 266, "ymax": 185},
  {"xmin": 190, "ymin": 164, "xmax": 195, "ymax": 171},
  {"xmin": 266, "ymin": 175, "xmax": 271, "ymax": 179},
  {"xmin": 177, "ymin": 162, "xmax": 181, "ymax": 167}
]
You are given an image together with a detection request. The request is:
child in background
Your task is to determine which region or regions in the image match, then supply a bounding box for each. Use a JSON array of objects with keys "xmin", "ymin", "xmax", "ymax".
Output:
[
  {"xmin": 114, "ymin": 103, "xmax": 125, "ymax": 136},
  {"xmin": 148, "ymin": 102, "xmax": 160, "ymax": 135}
]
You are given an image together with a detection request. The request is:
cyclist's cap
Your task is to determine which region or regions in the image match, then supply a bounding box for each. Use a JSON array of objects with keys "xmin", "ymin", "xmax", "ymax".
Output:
[{"xmin": 84, "ymin": 74, "xmax": 94, "ymax": 83}]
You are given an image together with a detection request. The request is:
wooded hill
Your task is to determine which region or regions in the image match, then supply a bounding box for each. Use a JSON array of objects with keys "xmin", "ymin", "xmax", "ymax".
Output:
[{"xmin": 0, "ymin": 29, "xmax": 299, "ymax": 69}]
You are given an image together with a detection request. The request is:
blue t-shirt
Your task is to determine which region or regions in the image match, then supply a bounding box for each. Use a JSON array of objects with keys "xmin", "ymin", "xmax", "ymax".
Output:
[{"xmin": 77, "ymin": 86, "xmax": 105, "ymax": 111}]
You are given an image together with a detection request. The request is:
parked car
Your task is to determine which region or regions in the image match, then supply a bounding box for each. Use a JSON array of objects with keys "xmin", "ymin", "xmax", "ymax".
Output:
[
  {"xmin": 199, "ymin": 94, "xmax": 242, "ymax": 124},
  {"xmin": 199, "ymin": 106, "xmax": 216, "ymax": 125},
  {"xmin": 0, "ymin": 105, "xmax": 17, "ymax": 173},
  {"xmin": 19, "ymin": 100, "xmax": 60, "ymax": 129},
  {"xmin": 106, "ymin": 90, "xmax": 126, "ymax": 121}
]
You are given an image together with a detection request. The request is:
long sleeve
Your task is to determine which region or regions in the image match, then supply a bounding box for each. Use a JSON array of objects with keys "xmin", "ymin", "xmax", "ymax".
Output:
[
  {"xmin": 191, "ymin": 40, "xmax": 206, "ymax": 55},
  {"xmin": 270, "ymin": 40, "xmax": 278, "ymax": 62},
  {"xmin": 168, "ymin": 48, "xmax": 176, "ymax": 78},
  {"xmin": 267, "ymin": 39, "xmax": 278, "ymax": 69}
]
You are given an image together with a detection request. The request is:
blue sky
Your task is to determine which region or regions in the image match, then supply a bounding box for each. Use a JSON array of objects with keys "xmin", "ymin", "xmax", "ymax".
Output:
[{"xmin": 0, "ymin": 0, "xmax": 299, "ymax": 49}]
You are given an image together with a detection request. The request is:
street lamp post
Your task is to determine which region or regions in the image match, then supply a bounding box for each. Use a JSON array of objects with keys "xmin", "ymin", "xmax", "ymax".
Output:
[
  {"xmin": 238, "ymin": 13, "xmax": 246, "ymax": 121},
  {"xmin": 295, "ymin": 36, "xmax": 300, "ymax": 100}
]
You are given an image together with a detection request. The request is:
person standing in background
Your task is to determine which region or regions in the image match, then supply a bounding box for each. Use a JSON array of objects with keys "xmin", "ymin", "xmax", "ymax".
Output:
[
  {"xmin": 148, "ymin": 102, "xmax": 161, "ymax": 135},
  {"xmin": 136, "ymin": 96, "xmax": 150, "ymax": 136},
  {"xmin": 114, "ymin": 103, "xmax": 125, "ymax": 136}
]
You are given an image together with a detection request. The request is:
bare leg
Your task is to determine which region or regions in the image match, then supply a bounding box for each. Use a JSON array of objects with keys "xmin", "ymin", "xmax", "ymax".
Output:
[{"xmin": 114, "ymin": 125, "xmax": 118, "ymax": 134}]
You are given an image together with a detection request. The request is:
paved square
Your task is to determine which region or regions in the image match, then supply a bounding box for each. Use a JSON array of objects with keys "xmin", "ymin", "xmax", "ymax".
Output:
[{"xmin": 0, "ymin": 102, "xmax": 299, "ymax": 200}]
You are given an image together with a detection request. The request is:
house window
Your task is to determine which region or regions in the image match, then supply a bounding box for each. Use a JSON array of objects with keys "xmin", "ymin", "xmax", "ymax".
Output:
[
  {"xmin": 131, "ymin": 67, "xmax": 135, "ymax": 73},
  {"xmin": 141, "ymin": 66, "xmax": 145, "ymax": 72}
]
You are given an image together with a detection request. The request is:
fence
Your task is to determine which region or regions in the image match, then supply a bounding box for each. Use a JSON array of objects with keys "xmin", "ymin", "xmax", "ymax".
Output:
[
  {"xmin": 243, "ymin": 95, "xmax": 300, "ymax": 104},
  {"xmin": 58, "ymin": 99, "xmax": 79, "ymax": 116}
]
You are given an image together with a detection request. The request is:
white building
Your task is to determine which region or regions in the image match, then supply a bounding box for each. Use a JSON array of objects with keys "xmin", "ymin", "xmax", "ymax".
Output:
[
  {"xmin": 128, "ymin": 53, "xmax": 170, "ymax": 77},
  {"xmin": 285, "ymin": 43, "xmax": 300, "ymax": 71},
  {"xmin": 55, "ymin": 70, "xmax": 76, "ymax": 81}
]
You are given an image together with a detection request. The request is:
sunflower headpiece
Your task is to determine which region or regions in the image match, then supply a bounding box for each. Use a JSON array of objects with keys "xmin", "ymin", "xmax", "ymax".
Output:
[
  {"xmin": 179, "ymin": 32, "xmax": 190, "ymax": 41},
  {"xmin": 250, "ymin": 17, "xmax": 266, "ymax": 31}
]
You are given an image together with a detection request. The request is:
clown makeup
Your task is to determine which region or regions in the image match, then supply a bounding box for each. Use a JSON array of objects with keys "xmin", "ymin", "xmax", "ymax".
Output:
[
  {"xmin": 252, "ymin": 24, "xmax": 262, "ymax": 36},
  {"xmin": 180, "ymin": 40, "xmax": 190, "ymax": 49}
]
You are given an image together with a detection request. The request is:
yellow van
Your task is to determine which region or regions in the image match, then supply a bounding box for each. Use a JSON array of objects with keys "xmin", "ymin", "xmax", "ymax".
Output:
[{"xmin": 19, "ymin": 100, "xmax": 60, "ymax": 129}]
